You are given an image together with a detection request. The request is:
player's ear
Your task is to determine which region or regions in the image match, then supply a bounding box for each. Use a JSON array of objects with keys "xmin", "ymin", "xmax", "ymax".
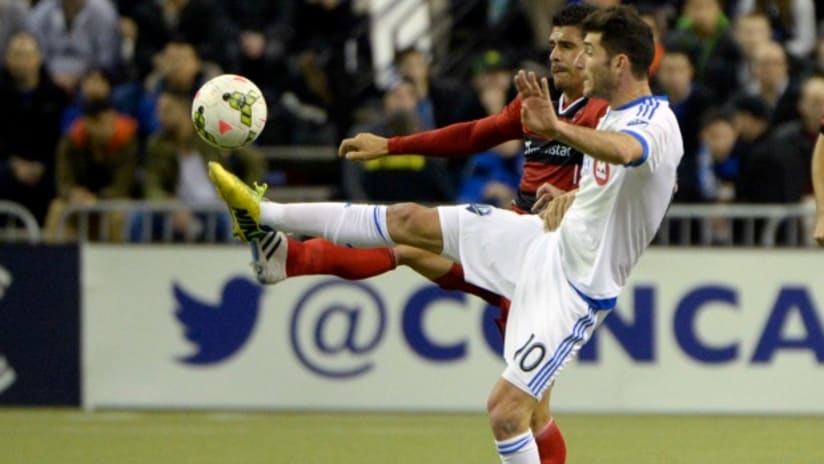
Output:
[{"xmin": 614, "ymin": 54, "xmax": 631, "ymax": 76}]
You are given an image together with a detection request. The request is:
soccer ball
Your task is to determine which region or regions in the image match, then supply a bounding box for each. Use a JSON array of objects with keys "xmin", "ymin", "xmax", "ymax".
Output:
[{"xmin": 191, "ymin": 74, "xmax": 267, "ymax": 150}]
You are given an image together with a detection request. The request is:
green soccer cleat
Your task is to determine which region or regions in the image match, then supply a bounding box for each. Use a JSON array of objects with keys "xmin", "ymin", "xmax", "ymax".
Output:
[{"xmin": 208, "ymin": 161, "xmax": 268, "ymax": 242}]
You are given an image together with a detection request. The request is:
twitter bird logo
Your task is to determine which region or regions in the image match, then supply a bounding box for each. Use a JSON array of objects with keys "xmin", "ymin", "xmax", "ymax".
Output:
[{"xmin": 174, "ymin": 277, "xmax": 263, "ymax": 365}]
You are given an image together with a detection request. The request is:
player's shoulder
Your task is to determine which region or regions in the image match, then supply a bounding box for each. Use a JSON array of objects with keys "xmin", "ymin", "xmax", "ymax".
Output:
[{"xmin": 613, "ymin": 96, "xmax": 675, "ymax": 128}]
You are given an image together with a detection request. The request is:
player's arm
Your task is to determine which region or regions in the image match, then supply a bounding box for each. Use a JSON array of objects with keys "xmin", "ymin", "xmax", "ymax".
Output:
[
  {"xmin": 339, "ymin": 99, "xmax": 523, "ymax": 161},
  {"xmin": 515, "ymin": 71, "xmax": 643, "ymax": 166},
  {"xmin": 812, "ymin": 129, "xmax": 824, "ymax": 247}
]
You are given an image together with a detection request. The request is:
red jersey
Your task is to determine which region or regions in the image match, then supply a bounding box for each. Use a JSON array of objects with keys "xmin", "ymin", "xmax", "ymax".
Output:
[{"xmin": 388, "ymin": 95, "xmax": 608, "ymax": 211}]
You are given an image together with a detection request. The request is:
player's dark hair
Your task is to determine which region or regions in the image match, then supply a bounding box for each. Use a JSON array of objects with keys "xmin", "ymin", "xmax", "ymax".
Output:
[
  {"xmin": 552, "ymin": 4, "xmax": 597, "ymax": 27},
  {"xmin": 582, "ymin": 6, "xmax": 654, "ymax": 80}
]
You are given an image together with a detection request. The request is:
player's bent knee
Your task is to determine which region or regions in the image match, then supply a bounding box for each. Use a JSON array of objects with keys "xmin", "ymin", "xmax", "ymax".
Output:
[{"xmin": 487, "ymin": 385, "xmax": 534, "ymax": 439}]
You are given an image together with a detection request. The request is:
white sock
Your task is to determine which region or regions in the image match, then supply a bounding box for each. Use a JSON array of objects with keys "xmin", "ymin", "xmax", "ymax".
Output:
[
  {"xmin": 495, "ymin": 430, "xmax": 540, "ymax": 464},
  {"xmin": 259, "ymin": 202, "xmax": 395, "ymax": 247}
]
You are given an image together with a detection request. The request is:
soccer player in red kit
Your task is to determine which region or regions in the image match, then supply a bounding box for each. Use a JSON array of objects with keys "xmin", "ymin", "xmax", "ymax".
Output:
[{"xmin": 248, "ymin": 5, "xmax": 606, "ymax": 463}]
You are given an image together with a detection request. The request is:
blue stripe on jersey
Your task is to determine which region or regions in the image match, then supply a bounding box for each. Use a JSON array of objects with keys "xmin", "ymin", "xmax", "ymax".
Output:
[
  {"xmin": 615, "ymin": 95, "xmax": 651, "ymax": 111},
  {"xmin": 621, "ymin": 129, "xmax": 650, "ymax": 167},
  {"xmin": 645, "ymin": 99, "xmax": 661, "ymax": 118},
  {"xmin": 527, "ymin": 308, "xmax": 597, "ymax": 397},
  {"xmin": 568, "ymin": 280, "xmax": 617, "ymax": 309},
  {"xmin": 372, "ymin": 206, "xmax": 388, "ymax": 242},
  {"xmin": 496, "ymin": 435, "xmax": 532, "ymax": 455}
]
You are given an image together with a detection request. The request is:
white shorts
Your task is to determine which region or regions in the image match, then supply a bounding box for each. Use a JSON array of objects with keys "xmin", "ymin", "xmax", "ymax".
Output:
[{"xmin": 438, "ymin": 204, "xmax": 611, "ymax": 399}]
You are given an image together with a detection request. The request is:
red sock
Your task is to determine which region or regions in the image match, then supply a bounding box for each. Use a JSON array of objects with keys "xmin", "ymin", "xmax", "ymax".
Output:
[
  {"xmin": 432, "ymin": 263, "xmax": 503, "ymax": 307},
  {"xmin": 285, "ymin": 238, "xmax": 397, "ymax": 280},
  {"xmin": 534, "ymin": 418, "xmax": 567, "ymax": 464}
]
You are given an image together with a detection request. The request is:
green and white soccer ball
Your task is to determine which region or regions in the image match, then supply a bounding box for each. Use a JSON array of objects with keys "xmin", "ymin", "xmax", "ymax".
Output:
[{"xmin": 191, "ymin": 74, "xmax": 267, "ymax": 150}]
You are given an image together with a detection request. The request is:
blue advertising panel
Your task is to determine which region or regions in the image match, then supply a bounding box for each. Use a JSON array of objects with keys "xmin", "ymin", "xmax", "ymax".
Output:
[{"xmin": 0, "ymin": 245, "xmax": 80, "ymax": 405}]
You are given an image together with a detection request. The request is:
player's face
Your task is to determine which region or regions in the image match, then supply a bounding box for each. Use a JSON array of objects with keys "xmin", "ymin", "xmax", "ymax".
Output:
[
  {"xmin": 548, "ymin": 25, "xmax": 585, "ymax": 95},
  {"xmin": 577, "ymin": 32, "xmax": 615, "ymax": 99}
]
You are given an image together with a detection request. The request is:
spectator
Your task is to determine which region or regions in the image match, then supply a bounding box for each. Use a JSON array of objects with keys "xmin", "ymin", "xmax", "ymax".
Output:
[
  {"xmin": 342, "ymin": 76, "xmax": 454, "ymax": 203},
  {"xmin": 0, "ymin": 31, "xmax": 68, "ymax": 224},
  {"xmin": 697, "ymin": 108, "xmax": 740, "ymax": 202},
  {"xmin": 731, "ymin": 12, "xmax": 773, "ymax": 93},
  {"xmin": 457, "ymin": 139, "xmax": 523, "ymax": 208},
  {"xmin": 743, "ymin": 41, "xmax": 800, "ymax": 127},
  {"xmin": 669, "ymin": 0, "xmax": 740, "ymax": 101},
  {"xmin": 692, "ymin": 108, "xmax": 740, "ymax": 244},
  {"xmin": 0, "ymin": 0, "xmax": 27, "ymax": 58},
  {"xmin": 731, "ymin": 95, "xmax": 775, "ymax": 203},
  {"xmin": 394, "ymin": 46, "xmax": 483, "ymax": 182},
  {"xmin": 44, "ymin": 71, "xmax": 138, "ymax": 242},
  {"xmin": 735, "ymin": 0, "xmax": 817, "ymax": 59},
  {"xmin": 759, "ymin": 75, "xmax": 824, "ymax": 201},
  {"xmin": 457, "ymin": 49, "xmax": 522, "ymax": 207},
  {"xmin": 27, "ymin": 0, "xmax": 121, "ymax": 93},
  {"xmin": 655, "ymin": 43, "xmax": 712, "ymax": 202},
  {"xmin": 220, "ymin": 0, "xmax": 295, "ymax": 92},
  {"xmin": 447, "ymin": 0, "xmax": 534, "ymax": 66},
  {"xmin": 282, "ymin": 0, "xmax": 373, "ymax": 142},
  {"xmin": 124, "ymin": 0, "xmax": 233, "ymax": 80},
  {"xmin": 132, "ymin": 90, "xmax": 264, "ymax": 242},
  {"xmin": 394, "ymin": 47, "xmax": 482, "ymax": 130},
  {"xmin": 136, "ymin": 41, "xmax": 219, "ymax": 140}
]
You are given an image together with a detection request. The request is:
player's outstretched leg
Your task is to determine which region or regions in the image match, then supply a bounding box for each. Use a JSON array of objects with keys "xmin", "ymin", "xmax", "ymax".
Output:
[
  {"xmin": 251, "ymin": 230, "xmax": 398, "ymax": 284},
  {"xmin": 210, "ymin": 163, "xmax": 444, "ymax": 252}
]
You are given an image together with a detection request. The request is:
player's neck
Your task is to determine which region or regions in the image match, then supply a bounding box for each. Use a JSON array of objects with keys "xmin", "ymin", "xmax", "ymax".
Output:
[
  {"xmin": 561, "ymin": 90, "xmax": 583, "ymax": 105},
  {"xmin": 608, "ymin": 79, "xmax": 652, "ymax": 109},
  {"xmin": 559, "ymin": 92, "xmax": 584, "ymax": 112}
]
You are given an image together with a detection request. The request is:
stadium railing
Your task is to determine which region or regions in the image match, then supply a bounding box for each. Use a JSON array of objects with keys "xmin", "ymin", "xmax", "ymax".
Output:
[
  {"xmin": 51, "ymin": 187, "xmax": 337, "ymax": 243},
  {"xmin": 655, "ymin": 202, "xmax": 816, "ymax": 247},
  {"xmin": 48, "ymin": 199, "xmax": 820, "ymax": 247},
  {"xmin": 0, "ymin": 200, "xmax": 41, "ymax": 244}
]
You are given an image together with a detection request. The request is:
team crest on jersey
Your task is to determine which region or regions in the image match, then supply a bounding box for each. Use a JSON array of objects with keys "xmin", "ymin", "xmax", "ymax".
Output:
[
  {"xmin": 466, "ymin": 204, "xmax": 493, "ymax": 216},
  {"xmin": 593, "ymin": 160, "xmax": 610, "ymax": 186}
]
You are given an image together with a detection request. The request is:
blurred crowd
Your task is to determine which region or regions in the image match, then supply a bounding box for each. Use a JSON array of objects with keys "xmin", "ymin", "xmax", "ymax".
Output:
[{"xmin": 0, "ymin": 0, "xmax": 822, "ymax": 242}]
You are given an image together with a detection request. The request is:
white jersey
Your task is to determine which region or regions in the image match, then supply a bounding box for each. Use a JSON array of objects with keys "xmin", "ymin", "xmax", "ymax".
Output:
[{"xmin": 559, "ymin": 96, "xmax": 683, "ymax": 300}]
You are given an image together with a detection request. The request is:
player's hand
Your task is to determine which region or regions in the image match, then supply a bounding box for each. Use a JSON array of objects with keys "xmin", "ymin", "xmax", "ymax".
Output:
[
  {"xmin": 338, "ymin": 133, "xmax": 389, "ymax": 161},
  {"xmin": 814, "ymin": 215, "xmax": 824, "ymax": 247},
  {"xmin": 531, "ymin": 182, "xmax": 565, "ymax": 214},
  {"xmin": 514, "ymin": 70, "xmax": 560, "ymax": 138},
  {"xmin": 540, "ymin": 191, "xmax": 575, "ymax": 232}
]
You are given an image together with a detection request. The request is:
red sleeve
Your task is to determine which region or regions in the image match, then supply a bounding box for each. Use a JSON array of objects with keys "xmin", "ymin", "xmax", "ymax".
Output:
[{"xmin": 388, "ymin": 97, "xmax": 524, "ymax": 158}]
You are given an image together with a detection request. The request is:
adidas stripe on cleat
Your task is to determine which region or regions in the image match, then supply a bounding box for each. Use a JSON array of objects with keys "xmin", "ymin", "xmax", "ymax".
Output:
[{"xmin": 250, "ymin": 230, "xmax": 288, "ymax": 284}]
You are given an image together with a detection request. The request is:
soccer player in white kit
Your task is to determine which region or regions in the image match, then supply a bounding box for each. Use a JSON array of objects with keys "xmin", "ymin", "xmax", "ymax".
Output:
[{"xmin": 208, "ymin": 6, "xmax": 682, "ymax": 463}]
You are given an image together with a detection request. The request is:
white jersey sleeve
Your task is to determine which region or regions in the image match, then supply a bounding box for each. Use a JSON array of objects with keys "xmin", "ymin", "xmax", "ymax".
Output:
[
  {"xmin": 619, "ymin": 97, "xmax": 683, "ymax": 174},
  {"xmin": 558, "ymin": 96, "xmax": 683, "ymax": 302}
]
